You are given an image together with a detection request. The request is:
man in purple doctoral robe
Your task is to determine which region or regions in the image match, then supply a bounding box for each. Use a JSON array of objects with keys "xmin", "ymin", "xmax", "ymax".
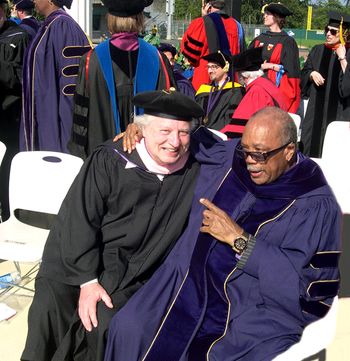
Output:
[
  {"xmin": 105, "ymin": 107, "xmax": 341, "ymax": 361},
  {"xmin": 12, "ymin": 0, "xmax": 41, "ymax": 41},
  {"xmin": 20, "ymin": 0, "xmax": 91, "ymax": 153}
]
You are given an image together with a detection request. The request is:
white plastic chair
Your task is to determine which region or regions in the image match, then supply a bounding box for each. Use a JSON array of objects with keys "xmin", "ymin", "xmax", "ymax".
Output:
[
  {"xmin": 208, "ymin": 128, "xmax": 228, "ymax": 141},
  {"xmin": 272, "ymin": 297, "xmax": 339, "ymax": 361},
  {"xmin": 0, "ymin": 141, "xmax": 6, "ymax": 167},
  {"xmin": 311, "ymin": 121, "xmax": 350, "ymax": 214},
  {"xmin": 321, "ymin": 121, "xmax": 350, "ymax": 160},
  {"xmin": 0, "ymin": 151, "xmax": 83, "ymax": 291},
  {"xmin": 288, "ymin": 113, "xmax": 301, "ymax": 142}
]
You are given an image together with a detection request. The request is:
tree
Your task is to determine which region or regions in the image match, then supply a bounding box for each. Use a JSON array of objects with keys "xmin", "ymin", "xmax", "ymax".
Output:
[{"xmin": 174, "ymin": 0, "xmax": 202, "ymax": 20}]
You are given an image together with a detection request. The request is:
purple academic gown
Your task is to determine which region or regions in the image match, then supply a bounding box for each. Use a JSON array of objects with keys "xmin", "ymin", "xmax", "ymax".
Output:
[
  {"xmin": 20, "ymin": 9, "xmax": 91, "ymax": 152},
  {"xmin": 19, "ymin": 17, "xmax": 41, "ymax": 41},
  {"xmin": 105, "ymin": 128, "xmax": 341, "ymax": 361}
]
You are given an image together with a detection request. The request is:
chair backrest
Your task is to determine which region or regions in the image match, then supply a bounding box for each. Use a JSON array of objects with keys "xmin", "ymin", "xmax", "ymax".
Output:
[
  {"xmin": 8, "ymin": 151, "xmax": 83, "ymax": 215},
  {"xmin": 288, "ymin": 113, "xmax": 301, "ymax": 141},
  {"xmin": 208, "ymin": 128, "xmax": 228, "ymax": 141},
  {"xmin": 313, "ymin": 122, "xmax": 350, "ymax": 214},
  {"xmin": 0, "ymin": 141, "xmax": 6, "ymax": 167},
  {"xmin": 311, "ymin": 157, "xmax": 350, "ymax": 214},
  {"xmin": 322, "ymin": 121, "xmax": 350, "ymax": 160}
]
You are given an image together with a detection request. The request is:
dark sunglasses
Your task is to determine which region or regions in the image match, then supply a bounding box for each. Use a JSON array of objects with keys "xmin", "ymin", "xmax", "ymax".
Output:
[
  {"xmin": 236, "ymin": 142, "xmax": 292, "ymax": 163},
  {"xmin": 324, "ymin": 26, "xmax": 338, "ymax": 36}
]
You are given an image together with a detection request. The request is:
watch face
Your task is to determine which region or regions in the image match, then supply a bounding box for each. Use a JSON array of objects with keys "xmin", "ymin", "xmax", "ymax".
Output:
[{"xmin": 234, "ymin": 237, "xmax": 247, "ymax": 251}]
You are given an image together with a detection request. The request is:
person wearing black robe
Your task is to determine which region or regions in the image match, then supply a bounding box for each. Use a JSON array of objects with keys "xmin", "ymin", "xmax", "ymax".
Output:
[
  {"xmin": 300, "ymin": 11, "xmax": 350, "ymax": 157},
  {"xmin": 68, "ymin": 0, "xmax": 175, "ymax": 160},
  {"xmin": 0, "ymin": 0, "xmax": 28, "ymax": 219},
  {"xmin": 158, "ymin": 42, "xmax": 196, "ymax": 99},
  {"xmin": 195, "ymin": 51, "xmax": 244, "ymax": 131},
  {"xmin": 21, "ymin": 90, "xmax": 204, "ymax": 361},
  {"xmin": 104, "ymin": 107, "xmax": 341, "ymax": 361}
]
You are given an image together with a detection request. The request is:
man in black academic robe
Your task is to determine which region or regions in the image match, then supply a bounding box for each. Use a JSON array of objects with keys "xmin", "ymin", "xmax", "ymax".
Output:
[
  {"xmin": 195, "ymin": 51, "xmax": 244, "ymax": 131},
  {"xmin": 0, "ymin": 0, "xmax": 28, "ymax": 219},
  {"xmin": 12, "ymin": 0, "xmax": 41, "ymax": 41},
  {"xmin": 21, "ymin": 90, "xmax": 204, "ymax": 361},
  {"xmin": 300, "ymin": 11, "xmax": 350, "ymax": 157},
  {"xmin": 68, "ymin": 0, "xmax": 175, "ymax": 160}
]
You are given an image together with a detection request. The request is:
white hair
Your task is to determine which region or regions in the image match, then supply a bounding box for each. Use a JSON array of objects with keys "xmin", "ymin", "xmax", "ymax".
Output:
[
  {"xmin": 240, "ymin": 69, "xmax": 264, "ymax": 80},
  {"xmin": 134, "ymin": 114, "xmax": 198, "ymax": 131}
]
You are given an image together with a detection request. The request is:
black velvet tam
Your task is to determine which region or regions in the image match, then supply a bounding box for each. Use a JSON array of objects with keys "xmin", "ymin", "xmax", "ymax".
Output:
[
  {"xmin": 231, "ymin": 47, "xmax": 263, "ymax": 72},
  {"xmin": 133, "ymin": 89, "xmax": 204, "ymax": 121},
  {"xmin": 102, "ymin": 0, "xmax": 153, "ymax": 17},
  {"xmin": 13, "ymin": 0, "xmax": 34, "ymax": 10},
  {"xmin": 202, "ymin": 51, "xmax": 231, "ymax": 68},
  {"xmin": 53, "ymin": 0, "xmax": 73, "ymax": 9},
  {"xmin": 263, "ymin": 3, "xmax": 292, "ymax": 17},
  {"xmin": 158, "ymin": 42, "xmax": 177, "ymax": 58}
]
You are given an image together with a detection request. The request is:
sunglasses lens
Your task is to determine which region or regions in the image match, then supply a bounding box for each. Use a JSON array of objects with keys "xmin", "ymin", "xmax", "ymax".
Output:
[
  {"xmin": 251, "ymin": 153, "xmax": 265, "ymax": 162},
  {"xmin": 325, "ymin": 27, "xmax": 338, "ymax": 35}
]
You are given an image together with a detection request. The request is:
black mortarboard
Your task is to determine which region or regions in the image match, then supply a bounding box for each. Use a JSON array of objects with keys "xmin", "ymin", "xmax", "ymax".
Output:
[
  {"xmin": 53, "ymin": 0, "xmax": 72, "ymax": 9},
  {"xmin": 13, "ymin": 0, "xmax": 34, "ymax": 10},
  {"xmin": 158, "ymin": 42, "xmax": 177, "ymax": 58},
  {"xmin": 231, "ymin": 47, "xmax": 263, "ymax": 72},
  {"xmin": 328, "ymin": 11, "xmax": 350, "ymax": 28},
  {"xmin": 102, "ymin": 0, "xmax": 153, "ymax": 17},
  {"xmin": 133, "ymin": 89, "xmax": 204, "ymax": 121},
  {"xmin": 262, "ymin": 3, "xmax": 292, "ymax": 17},
  {"xmin": 202, "ymin": 51, "xmax": 231, "ymax": 69}
]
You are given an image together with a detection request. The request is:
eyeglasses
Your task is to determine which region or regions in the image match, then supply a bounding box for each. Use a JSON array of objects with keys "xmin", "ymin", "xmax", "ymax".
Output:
[
  {"xmin": 236, "ymin": 142, "xmax": 292, "ymax": 163},
  {"xmin": 207, "ymin": 64, "xmax": 220, "ymax": 70},
  {"xmin": 324, "ymin": 26, "xmax": 339, "ymax": 36}
]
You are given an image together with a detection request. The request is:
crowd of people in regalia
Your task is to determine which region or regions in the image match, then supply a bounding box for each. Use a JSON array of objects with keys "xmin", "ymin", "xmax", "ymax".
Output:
[{"xmin": 0, "ymin": 0, "xmax": 347, "ymax": 360}]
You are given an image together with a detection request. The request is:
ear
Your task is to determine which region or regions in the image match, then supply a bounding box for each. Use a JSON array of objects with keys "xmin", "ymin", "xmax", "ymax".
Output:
[{"xmin": 285, "ymin": 143, "xmax": 296, "ymax": 162}]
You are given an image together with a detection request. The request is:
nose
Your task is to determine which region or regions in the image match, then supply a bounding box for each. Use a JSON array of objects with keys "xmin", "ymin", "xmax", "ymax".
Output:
[
  {"xmin": 169, "ymin": 132, "xmax": 180, "ymax": 147},
  {"xmin": 245, "ymin": 153, "xmax": 257, "ymax": 164}
]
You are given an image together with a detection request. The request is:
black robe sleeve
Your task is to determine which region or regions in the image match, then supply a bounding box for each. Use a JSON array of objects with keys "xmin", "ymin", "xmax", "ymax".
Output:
[
  {"xmin": 39, "ymin": 146, "xmax": 114, "ymax": 285},
  {"xmin": 300, "ymin": 46, "xmax": 318, "ymax": 99}
]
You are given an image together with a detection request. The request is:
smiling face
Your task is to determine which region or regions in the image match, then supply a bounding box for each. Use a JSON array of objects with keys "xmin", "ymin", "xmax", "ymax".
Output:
[
  {"xmin": 241, "ymin": 111, "xmax": 296, "ymax": 185},
  {"xmin": 143, "ymin": 116, "xmax": 191, "ymax": 166}
]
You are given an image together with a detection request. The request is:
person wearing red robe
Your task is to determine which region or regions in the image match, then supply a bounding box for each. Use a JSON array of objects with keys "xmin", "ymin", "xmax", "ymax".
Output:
[
  {"xmin": 249, "ymin": 2, "xmax": 300, "ymax": 113},
  {"xmin": 180, "ymin": 0, "xmax": 244, "ymax": 91},
  {"xmin": 221, "ymin": 47, "xmax": 289, "ymax": 138}
]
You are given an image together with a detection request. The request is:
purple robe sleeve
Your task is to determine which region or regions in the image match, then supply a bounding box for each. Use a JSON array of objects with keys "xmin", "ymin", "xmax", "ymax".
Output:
[
  {"xmin": 32, "ymin": 14, "xmax": 91, "ymax": 152},
  {"xmin": 242, "ymin": 194, "xmax": 341, "ymax": 324}
]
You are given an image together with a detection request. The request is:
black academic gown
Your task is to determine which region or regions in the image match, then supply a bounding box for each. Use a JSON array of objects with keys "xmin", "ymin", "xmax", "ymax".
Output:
[
  {"xmin": 0, "ymin": 21, "xmax": 28, "ymax": 219},
  {"xmin": 68, "ymin": 44, "xmax": 175, "ymax": 160},
  {"xmin": 21, "ymin": 140, "xmax": 200, "ymax": 361},
  {"xmin": 300, "ymin": 44, "xmax": 350, "ymax": 157},
  {"xmin": 195, "ymin": 81, "xmax": 244, "ymax": 130}
]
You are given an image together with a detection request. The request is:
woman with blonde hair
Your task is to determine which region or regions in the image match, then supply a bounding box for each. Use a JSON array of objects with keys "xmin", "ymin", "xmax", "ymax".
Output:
[{"xmin": 68, "ymin": 0, "xmax": 175, "ymax": 159}]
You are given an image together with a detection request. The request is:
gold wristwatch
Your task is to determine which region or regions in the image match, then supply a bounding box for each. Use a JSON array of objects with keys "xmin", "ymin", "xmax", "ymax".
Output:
[{"xmin": 232, "ymin": 231, "xmax": 250, "ymax": 255}]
